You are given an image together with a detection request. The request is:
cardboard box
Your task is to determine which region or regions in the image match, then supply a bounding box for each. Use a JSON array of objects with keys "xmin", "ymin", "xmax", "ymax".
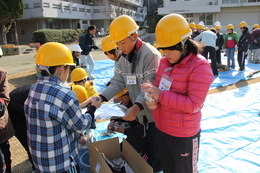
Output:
[{"xmin": 88, "ymin": 137, "xmax": 153, "ymax": 173}]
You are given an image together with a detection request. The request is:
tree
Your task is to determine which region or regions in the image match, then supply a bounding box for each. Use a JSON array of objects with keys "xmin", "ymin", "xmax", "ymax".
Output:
[
  {"xmin": 147, "ymin": 10, "xmax": 163, "ymax": 33},
  {"xmin": 0, "ymin": 0, "xmax": 24, "ymax": 45}
]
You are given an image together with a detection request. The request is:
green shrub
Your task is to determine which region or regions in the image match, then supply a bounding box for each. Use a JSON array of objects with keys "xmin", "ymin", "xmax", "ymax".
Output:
[{"xmin": 33, "ymin": 29, "xmax": 86, "ymax": 44}]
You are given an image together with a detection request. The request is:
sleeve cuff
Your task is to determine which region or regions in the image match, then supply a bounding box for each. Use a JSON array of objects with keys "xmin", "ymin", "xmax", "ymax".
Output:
[
  {"xmin": 134, "ymin": 102, "xmax": 144, "ymax": 111},
  {"xmin": 99, "ymin": 94, "xmax": 108, "ymax": 102},
  {"xmin": 85, "ymin": 105, "xmax": 97, "ymax": 119}
]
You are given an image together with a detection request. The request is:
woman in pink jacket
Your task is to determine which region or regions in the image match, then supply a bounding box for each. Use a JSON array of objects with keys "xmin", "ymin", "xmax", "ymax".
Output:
[{"xmin": 141, "ymin": 14, "xmax": 214, "ymax": 173}]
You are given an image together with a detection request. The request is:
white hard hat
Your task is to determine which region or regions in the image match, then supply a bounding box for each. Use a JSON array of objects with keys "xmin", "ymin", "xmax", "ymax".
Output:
[{"xmin": 71, "ymin": 45, "xmax": 82, "ymax": 52}]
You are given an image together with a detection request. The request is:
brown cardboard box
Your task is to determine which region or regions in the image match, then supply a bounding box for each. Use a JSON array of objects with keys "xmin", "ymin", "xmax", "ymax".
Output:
[{"xmin": 88, "ymin": 137, "xmax": 153, "ymax": 173}]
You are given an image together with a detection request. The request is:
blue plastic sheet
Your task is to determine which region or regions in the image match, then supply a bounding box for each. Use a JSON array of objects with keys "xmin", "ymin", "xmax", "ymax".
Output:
[
  {"xmin": 199, "ymin": 83, "xmax": 260, "ymax": 173},
  {"xmin": 210, "ymin": 54, "xmax": 260, "ymax": 89},
  {"xmin": 92, "ymin": 55, "xmax": 260, "ymax": 92}
]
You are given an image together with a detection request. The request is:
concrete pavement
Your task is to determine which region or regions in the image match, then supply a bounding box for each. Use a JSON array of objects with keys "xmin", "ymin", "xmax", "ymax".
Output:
[{"xmin": 0, "ymin": 36, "xmax": 108, "ymax": 75}]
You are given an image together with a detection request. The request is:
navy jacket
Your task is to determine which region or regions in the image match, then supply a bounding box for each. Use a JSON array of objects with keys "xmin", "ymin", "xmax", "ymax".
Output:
[
  {"xmin": 238, "ymin": 28, "xmax": 251, "ymax": 52},
  {"xmin": 79, "ymin": 32, "xmax": 95, "ymax": 55}
]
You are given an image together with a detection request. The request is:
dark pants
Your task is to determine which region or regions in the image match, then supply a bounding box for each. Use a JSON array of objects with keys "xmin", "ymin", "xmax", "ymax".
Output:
[
  {"xmin": 0, "ymin": 141, "xmax": 11, "ymax": 173},
  {"xmin": 147, "ymin": 122, "xmax": 162, "ymax": 172},
  {"xmin": 202, "ymin": 46, "xmax": 218, "ymax": 76},
  {"xmin": 0, "ymin": 149, "xmax": 5, "ymax": 173},
  {"xmin": 11, "ymin": 119, "xmax": 34, "ymax": 169},
  {"xmin": 157, "ymin": 130, "xmax": 201, "ymax": 173},
  {"xmin": 216, "ymin": 49, "xmax": 222, "ymax": 64},
  {"xmin": 237, "ymin": 51, "xmax": 247, "ymax": 71}
]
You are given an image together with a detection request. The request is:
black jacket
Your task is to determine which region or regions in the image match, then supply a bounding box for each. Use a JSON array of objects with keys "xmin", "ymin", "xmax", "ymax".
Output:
[
  {"xmin": 79, "ymin": 32, "xmax": 96, "ymax": 55},
  {"xmin": 238, "ymin": 28, "xmax": 251, "ymax": 52},
  {"xmin": 216, "ymin": 33, "xmax": 224, "ymax": 50}
]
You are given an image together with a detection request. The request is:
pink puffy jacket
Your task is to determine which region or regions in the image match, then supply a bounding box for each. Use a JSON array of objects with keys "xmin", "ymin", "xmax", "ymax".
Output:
[{"xmin": 153, "ymin": 53, "xmax": 214, "ymax": 137}]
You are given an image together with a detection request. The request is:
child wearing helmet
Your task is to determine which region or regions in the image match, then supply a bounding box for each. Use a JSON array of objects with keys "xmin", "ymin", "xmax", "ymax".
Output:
[
  {"xmin": 141, "ymin": 13, "xmax": 214, "ymax": 173},
  {"xmin": 102, "ymin": 35, "xmax": 152, "ymax": 160},
  {"xmin": 71, "ymin": 44, "xmax": 82, "ymax": 67},
  {"xmin": 99, "ymin": 15, "xmax": 162, "ymax": 172},
  {"xmin": 237, "ymin": 21, "xmax": 251, "ymax": 71},
  {"xmin": 24, "ymin": 42, "xmax": 102, "ymax": 173},
  {"xmin": 223, "ymin": 24, "xmax": 239, "ymax": 69},
  {"xmin": 70, "ymin": 67, "xmax": 98, "ymax": 98},
  {"xmin": 214, "ymin": 25, "xmax": 224, "ymax": 64}
]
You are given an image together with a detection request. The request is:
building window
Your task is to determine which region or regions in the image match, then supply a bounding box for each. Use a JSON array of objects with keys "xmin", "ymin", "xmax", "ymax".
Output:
[
  {"xmin": 184, "ymin": 13, "xmax": 194, "ymax": 23},
  {"xmin": 82, "ymin": 21, "xmax": 88, "ymax": 24},
  {"xmin": 199, "ymin": 13, "xmax": 213, "ymax": 25},
  {"xmin": 33, "ymin": 3, "xmax": 41, "ymax": 8},
  {"xmin": 53, "ymin": 4, "xmax": 61, "ymax": 9},
  {"xmin": 43, "ymin": 3, "xmax": 50, "ymax": 8},
  {"xmin": 24, "ymin": 4, "xmax": 29, "ymax": 9},
  {"xmin": 63, "ymin": 5, "xmax": 69, "ymax": 10},
  {"xmin": 45, "ymin": 19, "xmax": 53, "ymax": 29}
]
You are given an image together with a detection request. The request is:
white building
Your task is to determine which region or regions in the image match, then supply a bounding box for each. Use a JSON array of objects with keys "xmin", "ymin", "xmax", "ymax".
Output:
[
  {"xmin": 158, "ymin": 0, "xmax": 260, "ymax": 33},
  {"xmin": 5, "ymin": 0, "xmax": 147, "ymax": 44}
]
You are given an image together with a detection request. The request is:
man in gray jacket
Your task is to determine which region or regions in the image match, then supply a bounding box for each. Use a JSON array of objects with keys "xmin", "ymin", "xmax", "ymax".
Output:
[{"xmin": 99, "ymin": 15, "xmax": 162, "ymax": 173}]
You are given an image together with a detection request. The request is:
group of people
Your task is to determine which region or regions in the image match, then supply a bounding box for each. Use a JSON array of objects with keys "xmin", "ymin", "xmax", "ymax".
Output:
[
  {"xmin": 2, "ymin": 13, "xmax": 237, "ymax": 173},
  {"xmin": 189, "ymin": 21, "xmax": 260, "ymax": 74}
]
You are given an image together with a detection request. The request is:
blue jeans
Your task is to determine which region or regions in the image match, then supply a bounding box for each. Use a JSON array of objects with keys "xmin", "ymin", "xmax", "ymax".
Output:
[
  {"xmin": 226, "ymin": 47, "xmax": 235, "ymax": 69},
  {"xmin": 80, "ymin": 53, "xmax": 94, "ymax": 77}
]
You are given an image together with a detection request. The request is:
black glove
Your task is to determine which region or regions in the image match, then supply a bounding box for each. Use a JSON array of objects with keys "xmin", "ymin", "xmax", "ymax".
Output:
[
  {"xmin": 0, "ymin": 101, "xmax": 6, "ymax": 117},
  {"xmin": 86, "ymin": 103, "xmax": 96, "ymax": 129},
  {"xmin": 92, "ymin": 46, "xmax": 99, "ymax": 50}
]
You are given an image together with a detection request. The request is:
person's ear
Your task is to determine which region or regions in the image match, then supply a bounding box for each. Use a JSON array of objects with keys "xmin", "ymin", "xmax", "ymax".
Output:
[{"xmin": 132, "ymin": 33, "xmax": 138, "ymax": 40}]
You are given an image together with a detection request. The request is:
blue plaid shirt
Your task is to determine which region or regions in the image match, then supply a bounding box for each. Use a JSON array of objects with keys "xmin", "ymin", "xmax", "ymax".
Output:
[{"xmin": 24, "ymin": 76, "xmax": 92, "ymax": 173}]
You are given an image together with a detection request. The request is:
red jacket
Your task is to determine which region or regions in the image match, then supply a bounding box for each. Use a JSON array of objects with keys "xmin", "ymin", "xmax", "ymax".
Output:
[{"xmin": 153, "ymin": 53, "xmax": 214, "ymax": 137}]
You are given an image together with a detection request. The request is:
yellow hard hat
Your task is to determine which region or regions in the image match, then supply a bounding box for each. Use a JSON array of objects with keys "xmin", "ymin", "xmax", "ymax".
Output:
[
  {"xmin": 70, "ymin": 68, "xmax": 88, "ymax": 82},
  {"xmin": 35, "ymin": 42, "xmax": 75, "ymax": 66},
  {"xmin": 114, "ymin": 88, "xmax": 128, "ymax": 98},
  {"xmin": 215, "ymin": 25, "xmax": 221, "ymax": 30},
  {"xmin": 253, "ymin": 23, "xmax": 260, "ymax": 29},
  {"xmin": 226, "ymin": 24, "xmax": 234, "ymax": 30},
  {"xmin": 153, "ymin": 43, "xmax": 164, "ymax": 55},
  {"xmin": 102, "ymin": 35, "xmax": 117, "ymax": 52},
  {"xmin": 238, "ymin": 21, "xmax": 247, "ymax": 28},
  {"xmin": 155, "ymin": 13, "xmax": 192, "ymax": 48},
  {"xmin": 189, "ymin": 22, "xmax": 196, "ymax": 29},
  {"xmin": 196, "ymin": 24, "xmax": 203, "ymax": 30},
  {"xmin": 204, "ymin": 27, "xmax": 209, "ymax": 31},
  {"xmin": 72, "ymin": 85, "xmax": 88, "ymax": 103},
  {"xmin": 109, "ymin": 15, "xmax": 139, "ymax": 42}
]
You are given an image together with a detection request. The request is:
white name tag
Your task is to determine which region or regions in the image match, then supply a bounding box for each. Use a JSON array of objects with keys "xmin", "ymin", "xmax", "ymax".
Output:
[
  {"xmin": 159, "ymin": 74, "xmax": 172, "ymax": 91},
  {"xmin": 126, "ymin": 75, "xmax": 137, "ymax": 85}
]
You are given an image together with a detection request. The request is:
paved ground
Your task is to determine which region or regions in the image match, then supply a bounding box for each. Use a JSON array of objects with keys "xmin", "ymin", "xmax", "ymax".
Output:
[{"xmin": 0, "ymin": 37, "xmax": 108, "ymax": 76}]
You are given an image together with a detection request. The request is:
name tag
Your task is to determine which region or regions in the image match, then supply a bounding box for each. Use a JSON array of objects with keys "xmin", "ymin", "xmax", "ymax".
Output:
[
  {"xmin": 126, "ymin": 75, "xmax": 137, "ymax": 85},
  {"xmin": 159, "ymin": 74, "xmax": 172, "ymax": 91},
  {"xmin": 228, "ymin": 36, "xmax": 232, "ymax": 40}
]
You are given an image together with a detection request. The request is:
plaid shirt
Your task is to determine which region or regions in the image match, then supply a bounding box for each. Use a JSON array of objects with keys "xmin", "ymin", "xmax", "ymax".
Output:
[{"xmin": 24, "ymin": 76, "xmax": 92, "ymax": 173}]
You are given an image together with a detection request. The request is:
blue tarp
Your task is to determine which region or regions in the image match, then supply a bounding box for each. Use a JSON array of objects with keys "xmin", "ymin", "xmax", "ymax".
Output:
[
  {"xmin": 90, "ymin": 56, "xmax": 260, "ymax": 172},
  {"xmin": 92, "ymin": 55, "xmax": 260, "ymax": 92}
]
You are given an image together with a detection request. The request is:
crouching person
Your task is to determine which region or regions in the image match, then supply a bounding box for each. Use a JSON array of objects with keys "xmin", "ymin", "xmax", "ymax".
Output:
[{"xmin": 24, "ymin": 42, "xmax": 101, "ymax": 173}]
